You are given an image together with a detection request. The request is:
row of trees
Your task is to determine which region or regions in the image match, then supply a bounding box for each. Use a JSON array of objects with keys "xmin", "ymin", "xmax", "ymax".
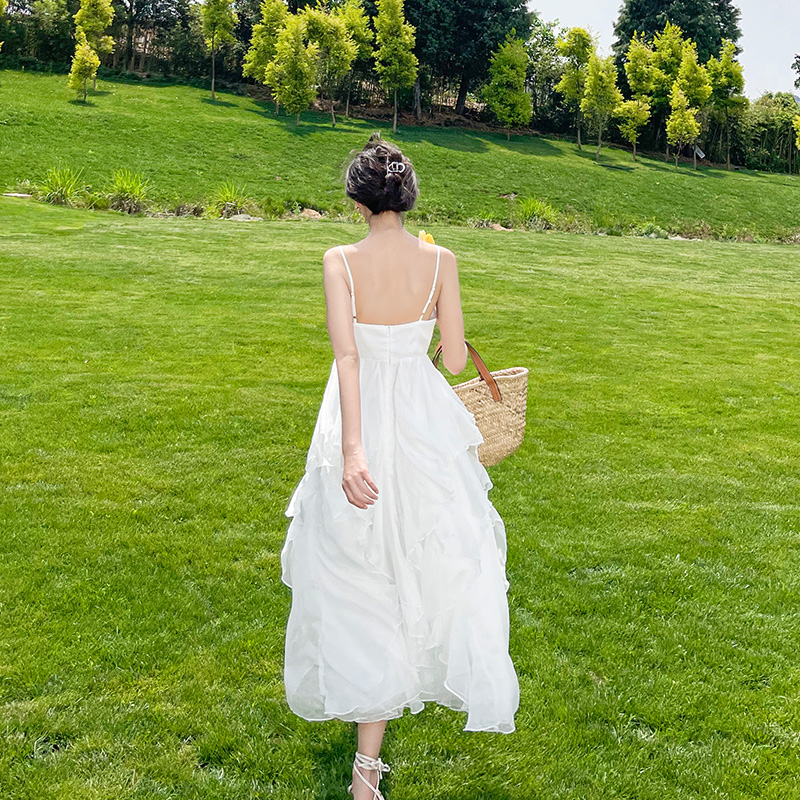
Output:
[
  {"xmin": 3, "ymin": 0, "xmax": 799, "ymax": 170},
  {"xmin": 520, "ymin": 17, "xmax": 800, "ymax": 172}
]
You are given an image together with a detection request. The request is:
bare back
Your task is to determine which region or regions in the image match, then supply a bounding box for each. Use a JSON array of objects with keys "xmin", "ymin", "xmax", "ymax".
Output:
[
  {"xmin": 323, "ymin": 231, "xmax": 467, "ymax": 376},
  {"xmin": 338, "ymin": 237, "xmax": 442, "ymax": 325}
]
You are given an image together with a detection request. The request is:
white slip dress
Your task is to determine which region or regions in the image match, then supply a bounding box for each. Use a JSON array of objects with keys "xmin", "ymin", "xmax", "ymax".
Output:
[{"xmin": 281, "ymin": 244, "xmax": 519, "ymax": 733}]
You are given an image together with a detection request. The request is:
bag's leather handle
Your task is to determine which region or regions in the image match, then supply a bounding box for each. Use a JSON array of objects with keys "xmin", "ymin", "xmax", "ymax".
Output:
[{"xmin": 431, "ymin": 340, "xmax": 503, "ymax": 402}]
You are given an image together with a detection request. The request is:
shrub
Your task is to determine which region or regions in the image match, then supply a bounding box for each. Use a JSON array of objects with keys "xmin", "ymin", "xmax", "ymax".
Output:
[
  {"xmin": 106, "ymin": 169, "xmax": 150, "ymax": 214},
  {"xmin": 209, "ymin": 180, "xmax": 253, "ymax": 218},
  {"xmin": 35, "ymin": 165, "xmax": 85, "ymax": 205},
  {"xmin": 635, "ymin": 221, "xmax": 669, "ymax": 239},
  {"xmin": 515, "ymin": 196, "xmax": 559, "ymax": 230}
]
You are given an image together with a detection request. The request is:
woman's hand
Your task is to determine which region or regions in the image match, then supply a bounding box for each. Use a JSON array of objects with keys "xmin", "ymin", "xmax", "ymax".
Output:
[{"xmin": 342, "ymin": 447, "xmax": 380, "ymax": 509}]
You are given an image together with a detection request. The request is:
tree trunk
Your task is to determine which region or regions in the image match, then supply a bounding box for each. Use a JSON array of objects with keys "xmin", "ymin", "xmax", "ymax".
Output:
[
  {"xmin": 413, "ymin": 74, "xmax": 421, "ymax": 120},
  {"xmin": 83, "ymin": 76, "xmax": 88, "ymax": 102},
  {"xmin": 726, "ymin": 115, "xmax": 731, "ymax": 170},
  {"xmin": 576, "ymin": 112, "xmax": 582, "ymax": 149},
  {"xmin": 454, "ymin": 72, "xmax": 468, "ymax": 115},
  {"xmin": 393, "ymin": 87, "xmax": 397, "ymax": 132},
  {"xmin": 507, "ymin": 129, "xmax": 510, "ymax": 141},
  {"xmin": 633, "ymin": 141, "xmax": 637, "ymax": 161},
  {"xmin": 138, "ymin": 27, "xmax": 147, "ymax": 71},
  {"xmin": 596, "ymin": 128, "xmax": 601, "ymax": 161},
  {"xmin": 296, "ymin": 112, "xmax": 300, "ymax": 126},
  {"xmin": 330, "ymin": 91, "xmax": 336, "ymax": 127},
  {"xmin": 125, "ymin": 18, "xmax": 134, "ymax": 72},
  {"xmin": 346, "ymin": 70, "xmax": 353, "ymax": 118},
  {"xmin": 211, "ymin": 42, "xmax": 216, "ymax": 100},
  {"xmin": 693, "ymin": 146, "xmax": 697, "ymax": 170}
]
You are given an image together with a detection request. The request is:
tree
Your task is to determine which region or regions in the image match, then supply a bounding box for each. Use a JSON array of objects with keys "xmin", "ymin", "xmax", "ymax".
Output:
[
  {"xmin": 483, "ymin": 31, "xmax": 532, "ymax": 140},
  {"xmin": 73, "ymin": 0, "xmax": 114, "ymax": 90},
  {"xmin": 68, "ymin": 25, "xmax": 100, "ymax": 102},
  {"xmin": 0, "ymin": 0, "xmax": 7, "ymax": 53},
  {"xmin": 676, "ymin": 38, "xmax": 711, "ymax": 167},
  {"xmin": 794, "ymin": 115, "xmax": 800, "ymax": 160},
  {"xmin": 524, "ymin": 13, "xmax": 563, "ymax": 126},
  {"xmin": 264, "ymin": 12, "xmax": 319, "ymax": 125},
  {"xmin": 374, "ymin": 0, "xmax": 418, "ymax": 133},
  {"xmin": 555, "ymin": 27, "xmax": 593, "ymax": 149},
  {"xmin": 335, "ymin": 0, "xmax": 373, "ymax": 118},
  {"xmin": 666, "ymin": 83, "xmax": 700, "ymax": 169},
  {"xmin": 201, "ymin": 0, "xmax": 238, "ymax": 100},
  {"xmin": 650, "ymin": 21, "xmax": 685, "ymax": 158},
  {"xmin": 436, "ymin": 0, "xmax": 531, "ymax": 117},
  {"xmin": 742, "ymin": 93, "xmax": 800, "ymax": 173},
  {"xmin": 242, "ymin": 0, "xmax": 288, "ymax": 111},
  {"xmin": 793, "ymin": 54, "xmax": 799, "ymax": 89},
  {"xmin": 581, "ymin": 52, "xmax": 623, "ymax": 161},
  {"xmin": 707, "ymin": 38, "xmax": 746, "ymax": 170},
  {"xmin": 615, "ymin": 98, "xmax": 651, "ymax": 160},
  {"xmin": 624, "ymin": 31, "xmax": 654, "ymax": 100},
  {"xmin": 302, "ymin": 1, "xmax": 357, "ymax": 127},
  {"xmin": 613, "ymin": 0, "xmax": 741, "ymax": 64}
]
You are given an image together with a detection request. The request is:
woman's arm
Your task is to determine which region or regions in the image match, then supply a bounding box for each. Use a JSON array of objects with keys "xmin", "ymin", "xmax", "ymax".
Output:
[
  {"xmin": 322, "ymin": 248, "xmax": 379, "ymax": 509},
  {"xmin": 435, "ymin": 247, "xmax": 468, "ymax": 375}
]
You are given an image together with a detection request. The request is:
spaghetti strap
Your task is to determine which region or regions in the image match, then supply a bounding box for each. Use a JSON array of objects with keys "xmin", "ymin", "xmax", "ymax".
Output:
[
  {"xmin": 419, "ymin": 245, "xmax": 440, "ymax": 320},
  {"xmin": 339, "ymin": 245, "xmax": 357, "ymax": 320}
]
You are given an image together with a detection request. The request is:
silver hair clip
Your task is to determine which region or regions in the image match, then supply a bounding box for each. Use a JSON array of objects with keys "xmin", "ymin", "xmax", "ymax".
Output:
[{"xmin": 386, "ymin": 161, "xmax": 406, "ymax": 175}]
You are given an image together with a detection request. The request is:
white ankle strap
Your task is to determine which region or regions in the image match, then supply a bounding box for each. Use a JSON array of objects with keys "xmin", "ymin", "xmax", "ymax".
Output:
[{"xmin": 352, "ymin": 751, "xmax": 390, "ymax": 798}]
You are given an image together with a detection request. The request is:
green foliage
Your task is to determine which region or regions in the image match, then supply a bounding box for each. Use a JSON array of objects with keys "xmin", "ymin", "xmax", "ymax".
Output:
[
  {"xmin": 242, "ymin": 0, "xmax": 288, "ymax": 84},
  {"xmin": 515, "ymin": 195, "xmax": 558, "ymax": 229},
  {"xmin": 650, "ymin": 21, "xmax": 685, "ymax": 116},
  {"xmin": 624, "ymin": 32, "xmax": 654, "ymax": 100},
  {"xmin": 581, "ymin": 52, "xmax": 623, "ymax": 160},
  {"xmin": 201, "ymin": 0, "xmax": 237, "ymax": 51},
  {"xmin": 335, "ymin": 0, "xmax": 373, "ymax": 61},
  {"xmin": 374, "ymin": 0, "xmax": 417, "ymax": 112},
  {"xmin": 677, "ymin": 39, "xmax": 711, "ymax": 109},
  {"xmin": 106, "ymin": 168, "xmax": 150, "ymax": 213},
  {"xmin": 524, "ymin": 14, "xmax": 562, "ymax": 125},
  {"xmin": 264, "ymin": 12, "xmax": 319, "ymax": 123},
  {"xmin": 707, "ymin": 38, "xmax": 747, "ymax": 167},
  {"xmin": 666, "ymin": 84, "xmax": 701, "ymax": 169},
  {"xmin": 613, "ymin": 0, "xmax": 741, "ymax": 63},
  {"xmin": 615, "ymin": 97, "xmax": 651, "ymax": 158},
  {"xmin": 635, "ymin": 220, "xmax": 669, "ymax": 238},
  {"xmin": 555, "ymin": 27, "xmax": 593, "ymax": 146},
  {"xmin": 35, "ymin": 164, "xmax": 85, "ymax": 204},
  {"xmin": 67, "ymin": 25, "xmax": 99, "ymax": 101},
  {"xmin": 302, "ymin": 2, "xmax": 358, "ymax": 126},
  {"xmin": 794, "ymin": 114, "xmax": 800, "ymax": 152},
  {"xmin": 740, "ymin": 93, "xmax": 799, "ymax": 173},
  {"xmin": 207, "ymin": 179, "xmax": 254, "ymax": 217},
  {"xmin": 73, "ymin": 0, "xmax": 114, "ymax": 56},
  {"xmin": 482, "ymin": 31, "xmax": 532, "ymax": 139}
]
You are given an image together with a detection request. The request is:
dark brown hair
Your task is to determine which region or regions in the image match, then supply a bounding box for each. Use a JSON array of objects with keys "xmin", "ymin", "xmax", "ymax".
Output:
[{"xmin": 343, "ymin": 132, "xmax": 419, "ymax": 214}]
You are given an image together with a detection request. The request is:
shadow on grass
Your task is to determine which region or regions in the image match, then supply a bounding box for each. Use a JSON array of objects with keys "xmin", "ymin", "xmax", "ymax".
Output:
[{"xmin": 200, "ymin": 97, "xmax": 239, "ymax": 108}]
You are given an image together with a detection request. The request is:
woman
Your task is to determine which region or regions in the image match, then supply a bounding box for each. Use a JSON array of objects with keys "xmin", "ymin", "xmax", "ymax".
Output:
[{"xmin": 282, "ymin": 132, "xmax": 519, "ymax": 800}]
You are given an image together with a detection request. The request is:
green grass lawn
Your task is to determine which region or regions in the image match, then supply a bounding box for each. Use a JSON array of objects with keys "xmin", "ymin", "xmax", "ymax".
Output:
[
  {"xmin": 1, "ymin": 195, "xmax": 799, "ymax": 798},
  {"xmin": 2, "ymin": 69, "xmax": 800, "ymax": 239}
]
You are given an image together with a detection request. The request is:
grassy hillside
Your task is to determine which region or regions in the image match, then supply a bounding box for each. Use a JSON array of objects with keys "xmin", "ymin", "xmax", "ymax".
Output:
[
  {"xmin": 1, "ymin": 195, "xmax": 799, "ymax": 797},
  {"xmin": 1, "ymin": 70, "xmax": 800, "ymax": 239}
]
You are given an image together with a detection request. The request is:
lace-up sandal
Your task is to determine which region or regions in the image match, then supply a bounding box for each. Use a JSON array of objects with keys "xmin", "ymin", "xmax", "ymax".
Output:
[{"xmin": 347, "ymin": 751, "xmax": 391, "ymax": 800}]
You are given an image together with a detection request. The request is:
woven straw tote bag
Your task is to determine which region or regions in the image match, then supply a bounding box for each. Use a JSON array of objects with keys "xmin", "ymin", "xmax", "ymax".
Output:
[{"xmin": 431, "ymin": 340, "xmax": 528, "ymax": 467}]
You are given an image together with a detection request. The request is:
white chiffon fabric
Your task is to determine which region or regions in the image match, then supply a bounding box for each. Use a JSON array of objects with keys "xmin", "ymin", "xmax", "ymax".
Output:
[{"xmin": 281, "ymin": 315, "xmax": 519, "ymax": 734}]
